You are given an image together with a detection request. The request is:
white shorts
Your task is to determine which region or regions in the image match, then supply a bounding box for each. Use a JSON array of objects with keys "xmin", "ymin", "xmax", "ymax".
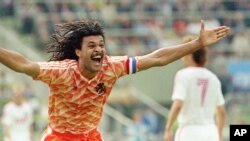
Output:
[
  {"xmin": 4, "ymin": 136, "xmax": 31, "ymax": 141},
  {"xmin": 5, "ymin": 132, "xmax": 32, "ymax": 141},
  {"xmin": 175, "ymin": 124, "xmax": 219, "ymax": 141}
]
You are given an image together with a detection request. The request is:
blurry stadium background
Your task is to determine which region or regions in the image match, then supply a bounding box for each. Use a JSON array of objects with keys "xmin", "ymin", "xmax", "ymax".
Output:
[{"xmin": 0, "ymin": 0, "xmax": 250, "ymax": 140}]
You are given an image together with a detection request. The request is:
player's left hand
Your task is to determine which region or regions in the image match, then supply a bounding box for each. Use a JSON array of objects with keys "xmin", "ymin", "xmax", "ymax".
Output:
[{"xmin": 198, "ymin": 20, "xmax": 230, "ymax": 48}]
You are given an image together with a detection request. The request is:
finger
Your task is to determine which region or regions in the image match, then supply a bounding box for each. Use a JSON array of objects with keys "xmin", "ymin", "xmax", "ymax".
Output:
[
  {"xmin": 218, "ymin": 28, "xmax": 230, "ymax": 33},
  {"xmin": 200, "ymin": 20, "xmax": 205, "ymax": 35},
  {"xmin": 216, "ymin": 33, "xmax": 228, "ymax": 40},
  {"xmin": 214, "ymin": 26, "xmax": 230, "ymax": 32},
  {"xmin": 216, "ymin": 33, "xmax": 224, "ymax": 38},
  {"xmin": 221, "ymin": 27, "xmax": 231, "ymax": 34},
  {"xmin": 216, "ymin": 28, "xmax": 230, "ymax": 37},
  {"xmin": 215, "ymin": 26, "xmax": 230, "ymax": 41}
]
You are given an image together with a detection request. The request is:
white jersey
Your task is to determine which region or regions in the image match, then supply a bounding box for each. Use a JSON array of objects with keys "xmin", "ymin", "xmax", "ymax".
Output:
[
  {"xmin": 172, "ymin": 67, "xmax": 225, "ymax": 126},
  {"xmin": 1, "ymin": 101, "xmax": 33, "ymax": 141}
]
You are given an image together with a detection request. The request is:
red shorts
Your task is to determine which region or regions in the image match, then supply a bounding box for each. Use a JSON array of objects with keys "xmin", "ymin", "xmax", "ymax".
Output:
[{"xmin": 41, "ymin": 127, "xmax": 103, "ymax": 141}]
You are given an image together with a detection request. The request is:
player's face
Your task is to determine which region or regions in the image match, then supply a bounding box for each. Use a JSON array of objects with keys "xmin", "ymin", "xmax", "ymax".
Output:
[
  {"xmin": 76, "ymin": 35, "xmax": 105, "ymax": 76},
  {"xmin": 12, "ymin": 91, "xmax": 24, "ymax": 105}
]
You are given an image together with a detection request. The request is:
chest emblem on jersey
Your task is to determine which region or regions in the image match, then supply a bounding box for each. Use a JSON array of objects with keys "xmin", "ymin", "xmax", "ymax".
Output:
[{"xmin": 95, "ymin": 83, "xmax": 106, "ymax": 95}]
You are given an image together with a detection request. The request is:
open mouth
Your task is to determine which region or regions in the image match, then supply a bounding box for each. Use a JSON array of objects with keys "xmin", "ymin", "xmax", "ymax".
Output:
[{"xmin": 91, "ymin": 53, "xmax": 103, "ymax": 65}]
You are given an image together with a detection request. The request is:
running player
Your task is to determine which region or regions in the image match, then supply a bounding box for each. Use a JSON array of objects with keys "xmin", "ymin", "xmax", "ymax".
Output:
[
  {"xmin": 164, "ymin": 35, "xmax": 226, "ymax": 141},
  {"xmin": 0, "ymin": 19, "xmax": 229, "ymax": 141}
]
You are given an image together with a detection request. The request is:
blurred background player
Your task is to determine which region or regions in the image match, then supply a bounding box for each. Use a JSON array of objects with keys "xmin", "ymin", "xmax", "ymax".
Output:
[
  {"xmin": 125, "ymin": 109, "xmax": 149, "ymax": 141},
  {"xmin": 1, "ymin": 86, "xmax": 34, "ymax": 141},
  {"xmin": 164, "ymin": 35, "xmax": 226, "ymax": 141}
]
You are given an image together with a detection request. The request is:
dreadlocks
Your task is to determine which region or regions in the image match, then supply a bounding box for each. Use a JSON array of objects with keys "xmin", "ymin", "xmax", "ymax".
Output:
[{"xmin": 47, "ymin": 19, "xmax": 105, "ymax": 61}]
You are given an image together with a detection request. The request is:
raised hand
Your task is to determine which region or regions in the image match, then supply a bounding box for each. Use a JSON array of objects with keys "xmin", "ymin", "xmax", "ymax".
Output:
[{"xmin": 198, "ymin": 20, "xmax": 230, "ymax": 47}]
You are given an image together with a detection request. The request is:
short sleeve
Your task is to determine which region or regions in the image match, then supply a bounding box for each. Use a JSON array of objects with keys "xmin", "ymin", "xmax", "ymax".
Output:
[
  {"xmin": 1, "ymin": 104, "xmax": 12, "ymax": 126},
  {"xmin": 109, "ymin": 56, "xmax": 139, "ymax": 78},
  {"xmin": 33, "ymin": 60, "xmax": 73, "ymax": 85},
  {"xmin": 216, "ymin": 79, "xmax": 225, "ymax": 106},
  {"xmin": 171, "ymin": 71, "xmax": 188, "ymax": 101}
]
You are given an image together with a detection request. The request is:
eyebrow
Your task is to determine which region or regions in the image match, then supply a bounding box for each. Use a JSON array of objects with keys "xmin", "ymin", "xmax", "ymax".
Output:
[
  {"xmin": 87, "ymin": 41, "xmax": 96, "ymax": 44},
  {"xmin": 87, "ymin": 40, "xmax": 104, "ymax": 44}
]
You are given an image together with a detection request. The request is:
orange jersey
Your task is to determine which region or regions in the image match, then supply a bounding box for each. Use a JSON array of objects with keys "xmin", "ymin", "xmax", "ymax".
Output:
[{"xmin": 34, "ymin": 56, "xmax": 138, "ymax": 134}]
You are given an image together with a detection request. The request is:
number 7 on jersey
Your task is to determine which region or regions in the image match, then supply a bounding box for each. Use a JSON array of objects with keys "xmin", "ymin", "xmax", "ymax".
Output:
[{"xmin": 197, "ymin": 79, "xmax": 208, "ymax": 106}]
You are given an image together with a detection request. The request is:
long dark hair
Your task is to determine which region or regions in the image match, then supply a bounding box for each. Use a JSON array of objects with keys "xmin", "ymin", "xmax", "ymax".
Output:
[{"xmin": 47, "ymin": 19, "xmax": 105, "ymax": 61}]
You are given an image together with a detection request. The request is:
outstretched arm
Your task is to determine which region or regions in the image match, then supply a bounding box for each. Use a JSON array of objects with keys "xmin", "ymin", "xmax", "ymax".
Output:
[
  {"xmin": 137, "ymin": 20, "xmax": 230, "ymax": 71},
  {"xmin": 0, "ymin": 48, "xmax": 40, "ymax": 77}
]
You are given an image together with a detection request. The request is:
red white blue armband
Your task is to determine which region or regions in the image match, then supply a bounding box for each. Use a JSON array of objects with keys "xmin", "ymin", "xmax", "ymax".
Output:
[{"xmin": 126, "ymin": 57, "xmax": 137, "ymax": 74}]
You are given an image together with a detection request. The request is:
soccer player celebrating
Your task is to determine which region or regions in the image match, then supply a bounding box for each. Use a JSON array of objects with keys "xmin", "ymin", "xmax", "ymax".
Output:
[
  {"xmin": 164, "ymin": 35, "xmax": 226, "ymax": 141},
  {"xmin": 0, "ymin": 19, "xmax": 229, "ymax": 141}
]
